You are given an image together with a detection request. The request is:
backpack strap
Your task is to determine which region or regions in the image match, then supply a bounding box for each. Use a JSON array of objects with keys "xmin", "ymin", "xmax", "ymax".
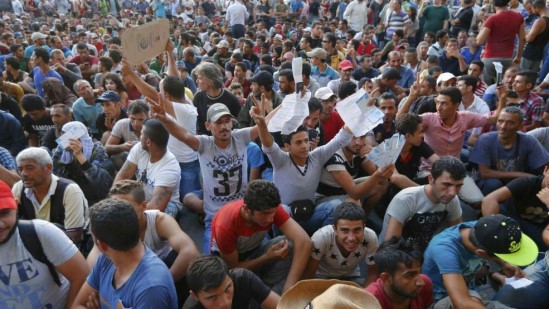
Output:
[
  {"xmin": 50, "ymin": 178, "xmax": 71, "ymax": 227},
  {"xmin": 18, "ymin": 220, "xmax": 62, "ymax": 286},
  {"xmin": 18, "ymin": 186, "xmax": 37, "ymax": 220}
]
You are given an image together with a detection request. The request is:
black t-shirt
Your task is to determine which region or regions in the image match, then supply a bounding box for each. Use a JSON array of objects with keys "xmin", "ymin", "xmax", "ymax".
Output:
[
  {"xmin": 95, "ymin": 108, "xmax": 128, "ymax": 135},
  {"xmin": 506, "ymin": 176, "xmax": 549, "ymax": 226},
  {"xmin": 22, "ymin": 114, "xmax": 55, "ymax": 143},
  {"xmin": 310, "ymin": 37, "xmax": 322, "ymax": 49},
  {"xmin": 41, "ymin": 127, "xmax": 58, "ymax": 151},
  {"xmin": 372, "ymin": 122, "xmax": 396, "ymax": 144},
  {"xmin": 193, "ymin": 89, "xmax": 242, "ymax": 135},
  {"xmin": 410, "ymin": 95, "xmax": 437, "ymax": 115},
  {"xmin": 0, "ymin": 93, "xmax": 22, "ymax": 123},
  {"xmin": 395, "ymin": 141, "xmax": 435, "ymax": 181},
  {"xmin": 317, "ymin": 152, "xmax": 365, "ymax": 196},
  {"xmin": 182, "ymin": 268, "xmax": 271, "ymax": 309}
]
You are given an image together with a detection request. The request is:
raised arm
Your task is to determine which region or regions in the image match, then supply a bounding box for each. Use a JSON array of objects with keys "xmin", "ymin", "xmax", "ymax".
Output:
[
  {"xmin": 397, "ymin": 82, "xmax": 419, "ymax": 120},
  {"xmin": 250, "ymin": 93, "xmax": 274, "ymax": 147},
  {"xmin": 120, "ymin": 59, "xmax": 159, "ymax": 104},
  {"xmin": 165, "ymin": 39, "xmax": 178, "ymax": 78}
]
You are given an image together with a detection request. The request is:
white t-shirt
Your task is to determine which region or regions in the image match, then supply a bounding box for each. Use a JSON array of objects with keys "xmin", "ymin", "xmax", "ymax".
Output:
[
  {"xmin": 311, "ymin": 225, "xmax": 378, "ymax": 278},
  {"xmin": 110, "ymin": 118, "xmax": 139, "ymax": 143},
  {"xmin": 127, "ymin": 144, "xmax": 182, "ymax": 205},
  {"xmin": 0, "ymin": 220, "xmax": 77, "ymax": 308},
  {"xmin": 167, "ymin": 101, "xmax": 198, "ymax": 163}
]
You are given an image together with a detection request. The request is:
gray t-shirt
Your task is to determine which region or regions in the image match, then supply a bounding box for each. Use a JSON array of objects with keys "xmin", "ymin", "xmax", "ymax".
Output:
[
  {"xmin": 110, "ymin": 118, "xmax": 139, "ymax": 143},
  {"xmin": 527, "ymin": 127, "xmax": 549, "ymax": 153},
  {"xmin": 379, "ymin": 185, "xmax": 462, "ymax": 251},
  {"xmin": 197, "ymin": 128, "xmax": 252, "ymax": 218},
  {"xmin": 0, "ymin": 220, "xmax": 78, "ymax": 308},
  {"xmin": 263, "ymin": 129, "xmax": 353, "ymax": 205}
]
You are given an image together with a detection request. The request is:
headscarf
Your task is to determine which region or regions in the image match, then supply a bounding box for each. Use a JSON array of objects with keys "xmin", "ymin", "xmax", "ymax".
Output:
[
  {"xmin": 42, "ymin": 77, "xmax": 78, "ymax": 107},
  {"xmin": 59, "ymin": 122, "xmax": 95, "ymax": 164}
]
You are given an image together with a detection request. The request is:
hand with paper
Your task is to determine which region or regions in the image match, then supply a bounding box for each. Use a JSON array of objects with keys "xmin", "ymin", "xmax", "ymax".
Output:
[
  {"xmin": 56, "ymin": 124, "xmax": 88, "ymax": 149},
  {"xmin": 335, "ymin": 88, "xmax": 384, "ymax": 137},
  {"xmin": 267, "ymin": 91, "xmax": 311, "ymax": 135},
  {"xmin": 367, "ymin": 133, "xmax": 406, "ymax": 168}
]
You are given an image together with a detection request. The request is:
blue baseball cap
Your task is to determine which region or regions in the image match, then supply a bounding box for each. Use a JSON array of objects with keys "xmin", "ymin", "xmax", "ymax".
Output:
[{"xmin": 96, "ymin": 91, "xmax": 121, "ymax": 103}]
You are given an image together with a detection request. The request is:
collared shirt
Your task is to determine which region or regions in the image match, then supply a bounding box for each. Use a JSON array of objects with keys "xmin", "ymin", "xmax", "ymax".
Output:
[
  {"xmin": 226, "ymin": 1, "xmax": 249, "ymax": 25},
  {"xmin": 311, "ymin": 65, "xmax": 341, "ymax": 87},
  {"xmin": 521, "ymin": 91, "xmax": 545, "ymax": 127}
]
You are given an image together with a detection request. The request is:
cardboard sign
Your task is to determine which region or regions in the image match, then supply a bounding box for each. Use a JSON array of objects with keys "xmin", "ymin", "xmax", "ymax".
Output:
[{"xmin": 121, "ymin": 19, "xmax": 171, "ymax": 65}]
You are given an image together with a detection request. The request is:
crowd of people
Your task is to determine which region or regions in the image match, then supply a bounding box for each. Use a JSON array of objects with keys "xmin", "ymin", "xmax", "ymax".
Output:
[{"xmin": 1, "ymin": 0, "xmax": 549, "ymax": 307}]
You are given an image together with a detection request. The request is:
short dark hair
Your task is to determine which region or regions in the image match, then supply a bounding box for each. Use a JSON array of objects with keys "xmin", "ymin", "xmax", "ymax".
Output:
[
  {"xmin": 394, "ymin": 30, "xmax": 404, "ymax": 38},
  {"xmin": 457, "ymin": 75, "xmax": 478, "ymax": 92},
  {"xmin": 282, "ymin": 125, "xmax": 309, "ymax": 145},
  {"xmin": 110, "ymin": 180, "xmax": 146, "ymax": 204},
  {"xmin": 302, "ymin": 62, "xmax": 312, "ymax": 78},
  {"xmin": 278, "ymin": 69, "xmax": 294, "ymax": 83},
  {"xmin": 396, "ymin": 113, "xmax": 422, "ymax": 136},
  {"xmin": 101, "ymin": 73, "xmax": 126, "ymax": 92},
  {"xmin": 379, "ymin": 92, "xmax": 397, "ymax": 105},
  {"xmin": 162, "ymin": 76, "xmax": 186, "ymax": 99},
  {"xmin": 338, "ymin": 81, "xmax": 357, "ymax": 100},
  {"xmin": 435, "ymin": 30, "xmax": 448, "ymax": 41},
  {"xmin": 34, "ymin": 47, "xmax": 50, "ymax": 63},
  {"xmin": 187, "ymin": 255, "xmax": 229, "ymax": 293},
  {"xmin": 308, "ymin": 97, "xmax": 323, "ymax": 113},
  {"xmin": 5, "ymin": 56, "xmax": 20, "ymax": 70},
  {"xmin": 128, "ymin": 99, "xmax": 150, "ymax": 115},
  {"xmin": 9, "ymin": 44, "xmax": 22, "ymax": 54},
  {"xmin": 324, "ymin": 32, "xmax": 336, "ymax": 48},
  {"xmin": 108, "ymin": 49, "xmax": 123, "ymax": 63},
  {"xmin": 517, "ymin": 70, "xmax": 538, "ymax": 89},
  {"xmin": 375, "ymin": 237, "xmax": 423, "ymax": 275},
  {"xmin": 21, "ymin": 94, "xmax": 46, "ymax": 112},
  {"xmin": 99, "ymin": 56, "xmax": 114, "ymax": 71},
  {"xmin": 142, "ymin": 118, "xmax": 169, "ymax": 148},
  {"xmin": 76, "ymin": 42, "xmax": 89, "ymax": 51},
  {"xmin": 423, "ymin": 76, "xmax": 437, "ymax": 90},
  {"xmin": 502, "ymin": 106, "xmax": 525, "ymax": 123},
  {"xmin": 333, "ymin": 202, "xmax": 366, "ymax": 225},
  {"xmin": 493, "ymin": 0, "xmax": 511, "ymax": 7},
  {"xmin": 244, "ymin": 180, "xmax": 281, "ymax": 212},
  {"xmin": 431, "ymin": 156, "xmax": 466, "ymax": 180},
  {"xmin": 470, "ymin": 60, "xmax": 484, "ymax": 71},
  {"xmin": 89, "ymin": 198, "xmax": 140, "ymax": 251},
  {"xmin": 381, "ymin": 68, "xmax": 401, "ymax": 81},
  {"xmin": 439, "ymin": 87, "xmax": 462, "ymax": 105}
]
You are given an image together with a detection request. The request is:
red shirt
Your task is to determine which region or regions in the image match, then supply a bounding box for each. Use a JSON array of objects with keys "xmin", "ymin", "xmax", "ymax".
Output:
[
  {"xmin": 321, "ymin": 111, "xmax": 345, "ymax": 142},
  {"xmin": 211, "ymin": 200, "xmax": 290, "ymax": 254},
  {"xmin": 357, "ymin": 42, "xmax": 376, "ymax": 56},
  {"xmin": 366, "ymin": 275, "xmax": 434, "ymax": 309},
  {"xmin": 68, "ymin": 55, "xmax": 99, "ymax": 66},
  {"xmin": 483, "ymin": 11, "xmax": 524, "ymax": 58}
]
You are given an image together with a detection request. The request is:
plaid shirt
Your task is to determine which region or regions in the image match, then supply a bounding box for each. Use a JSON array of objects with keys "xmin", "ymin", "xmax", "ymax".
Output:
[
  {"xmin": 521, "ymin": 91, "xmax": 545, "ymax": 126},
  {"xmin": 0, "ymin": 147, "xmax": 16, "ymax": 170}
]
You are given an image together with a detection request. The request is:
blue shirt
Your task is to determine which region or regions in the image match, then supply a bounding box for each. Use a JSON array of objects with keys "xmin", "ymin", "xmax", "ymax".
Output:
[
  {"xmin": 311, "ymin": 65, "xmax": 340, "ymax": 87},
  {"xmin": 72, "ymin": 97, "xmax": 103, "ymax": 134},
  {"xmin": 382, "ymin": 66, "xmax": 414, "ymax": 89},
  {"xmin": 154, "ymin": 0, "xmax": 167, "ymax": 18},
  {"xmin": 88, "ymin": 247, "xmax": 177, "ymax": 309},
  {"xmin": 460, "ymin": 47, "xmax": 482, "ymax": 65},
  {"xmin": 0, "ymin": 147, "xmax": 16, "ymax": 170},
  {"xmin": 33, "ymin": 67, "xmax": 63, "ymax": 97},
  {"xmin": 0, "ymin": 111, "xmax": 26, "ymax": 156},
  {"xmin": 290, "ymin": 0, "xmax": 303, "ymax": 13}
]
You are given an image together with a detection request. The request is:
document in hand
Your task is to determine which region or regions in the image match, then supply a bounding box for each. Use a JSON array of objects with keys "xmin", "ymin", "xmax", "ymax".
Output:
[
  {"xmin": 335, "ymin": 88, "xmax": 384, "ymax": 137},
  {"xmin": 267, "ymin": 91, "xmax": 311, "ymax": 135},
  {"xmin": 56, "ymin": 125, "xmax": 87, "ymax": 148},
  {"xmin": 367, "ymin": 133, "xmax": 406, "ymax": 167}
]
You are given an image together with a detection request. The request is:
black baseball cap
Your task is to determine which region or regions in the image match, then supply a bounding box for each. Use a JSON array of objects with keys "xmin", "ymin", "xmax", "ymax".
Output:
[{"xmin": 248, "ymin": 71, "xmax": 273, "ymax": 87}]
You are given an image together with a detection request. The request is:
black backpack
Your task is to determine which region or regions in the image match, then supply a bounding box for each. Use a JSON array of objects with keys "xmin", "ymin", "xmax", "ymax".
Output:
[
  {"xmin": 18, "ymin": 220, "xmax": 62, "ymax": 286},
  {"xmin": 18, "ymin": 178, "xmax": 71, "ymax": 226}
]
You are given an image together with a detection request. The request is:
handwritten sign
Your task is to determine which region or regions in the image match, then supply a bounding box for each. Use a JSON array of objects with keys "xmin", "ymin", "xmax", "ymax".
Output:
[
  {"xmin": 121, "ymin": 19, "xmax": 171, "ymax": 65},
  {"xmin": 336, "ymin": 88, "xmax": 384, "ymax": 137}
]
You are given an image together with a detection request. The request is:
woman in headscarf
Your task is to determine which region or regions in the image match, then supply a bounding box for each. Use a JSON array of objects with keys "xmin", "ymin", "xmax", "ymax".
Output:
[
  {"xmin": 52, "ymin": 122, "xmax": 114, "ymax": 206},
  {"xmin": 42, "ymin": 77, "xmax": 78, "ymax": 107}
]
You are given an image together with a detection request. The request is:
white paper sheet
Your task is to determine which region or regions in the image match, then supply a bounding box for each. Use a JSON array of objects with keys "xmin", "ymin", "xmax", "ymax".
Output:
[
  {"xmin": 56, "ymin": 125, "xmax": 87, "ymax": 148},
  {"xmin": 292, "ymin": 57, "xmax": 303, "ymax": 83},
  {"xmin": 505, "ymin": 277, "xmax": 534, "ymax": 289},
  {"xmin": 335, "ymin": 89, "xmax": 384, "ymax": 137},
  {"xmin": 367, "ymin": 133, "xmax": 406, "ymax": 167},
  {"xmin": 267, "ymin": 91, "xmax": 311, "ymax": 134}
]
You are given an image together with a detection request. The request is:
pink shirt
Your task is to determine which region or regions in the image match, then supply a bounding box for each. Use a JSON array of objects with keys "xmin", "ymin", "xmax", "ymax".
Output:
[
  {"xmin": 420, "ymin": 111, "xmax": 488, "ymax": 169},
  {"xmin": 366, "ymin": 275, "xmax": 434, "ymax": 309}
]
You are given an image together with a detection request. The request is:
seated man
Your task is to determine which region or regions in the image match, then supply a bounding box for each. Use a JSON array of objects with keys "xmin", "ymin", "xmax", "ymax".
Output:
[
  {"xmin": 251, "ymin": 94, "xmax": 355, "ymax": 235},
  {"xmin": 13, "ymin": 147, "xmax": 88, "ymax": 243},
  {"xmin": 470, "ymin": 106, "xmax": 549, "ymax": 196},
  {"xmin": 114, "ymin": 119, "xmax": 182, "ymax": 218},
  {"xmin": 366, "ymin": 237, "xmax": 434, "ymax": 309},
  {"xmin": 41, "ymin": 103, "xmax": 72, "ymax": 152},
  {"xmin": 422, "ymin": 215, "xmax": 538, "ymax": 307},
  {"xmin": 184, "ymin": 255, "xmax": 280, "ymax": 309},
  {"xmin": 72, "ymin": 198, "xmax": 178, "ymax": 308},
  {"xmin": 87, "ymin": 180, "xmax": 200, "ymax": 306},
  {"xmin": 211, "ymin": 180, "xmax": 311, "ymax": 293},
  {"xmin": 105, "ymin": 100, "xmax": 149, "ymax": 170},
  {"xmin": 0, "ymin": 180, "xmax": 89, "ymax": 308},
  {"xmin": 95, "ymin": 91, "xmax": 127, "ymax": 145},
  {"xmin": 21, "ymin": 94, "xmax": 55, "ymax": 147},
  {"xmin": 380, "ymin": 156, "xmax": 464, "ymax": 252},
  {"xmin": 303, "ymin": 202, "xmax": 379, "ymax": 286},
  {"xmin": 52, "ymin": 122, "xmax": 113, "ymax": 207},
  {"xmin": 482, "ymin": 169, "xmax": 549, "ymax": 251}
]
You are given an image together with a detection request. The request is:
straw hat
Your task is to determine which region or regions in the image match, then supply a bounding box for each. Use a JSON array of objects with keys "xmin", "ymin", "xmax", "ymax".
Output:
[{"xmin": 277, "ymin": 279, "xmax": 382, "ymax": 309}]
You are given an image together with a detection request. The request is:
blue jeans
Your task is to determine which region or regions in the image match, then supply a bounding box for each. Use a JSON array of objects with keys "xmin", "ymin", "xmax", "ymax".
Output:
[
  {"xmin": 494, "ymin": 255, "xmax": 549, "ymax": 308},
  {"xmin": 204, "ymin": 215, "xmax": 213, "ymax": 254},
  {"xmin": 165, "ymin": 201, "xmax": 183, "ymax": 219},
  {"xmin": 179, "ymin": 160, "xmax": 201, "ymax": 201},
  {"xmin": 538, "ymin": 42, "xmax": 549, "ymax": 84},
  {"xmin": 282, "ymin": 198, "xmax": 341, "ymax": 236},
  {"xmin": 231, "ymin": 24, "xmax": 245, "ymax": 39},
  {"xmin": 476, "ymin": 178, "xmax": 504, "ymax": 196}
]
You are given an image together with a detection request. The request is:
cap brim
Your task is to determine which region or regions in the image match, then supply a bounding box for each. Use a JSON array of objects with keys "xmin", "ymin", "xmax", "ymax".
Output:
[
  {"xmin": 0, "ymin": 198, "xmax": 17, "ymax": 210},
  {"xmin": 494, "ymin": 233, "xmax": 539, "ymax": 266},
  {"xmin": 209, "ymin": 112, "xmax": 232, "ymax": 123}
]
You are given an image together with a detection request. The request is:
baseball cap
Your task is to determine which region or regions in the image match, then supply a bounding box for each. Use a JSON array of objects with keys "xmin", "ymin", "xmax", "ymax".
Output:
[
  {"xmin": 0, "ymin": 180, "xmax": 17, "ymax": 211},
  {"xmin": 278, "ymin": 279, "xmax": 381, "ymax": 309},
  {"xmin": 207, "ymin": 103, "xmax": 232, "ymax": 122},
  {"xmin": 13, "ymin": 32, "xmax": 23, "ymax": 39},
  {"xmin": 471, "ymin": 214, "xmax": 538, "ymax": 266},
  {"xmin": 248, "ymin": 71, "xmax": 274, "ymax": 87},
  {"xmin": 274, "ymin": 34, "xmax": 283, "ymax": 41},
  {"xmin": 306, "ymin": 48, "xmax": 327, "ymax": 60},
  {"xmin": 31, "ymin": 32, "xmax": 48, "ymax": 41},
  {"xmin": 96, "ymin": 91, "xmax": 121, "ymax": 103},
  {"xmin": 275, "ymin": 24, "xmax": 283, "ymax": 29},
  {"xmin": 315, "ymin": 87, "xmax": 336, "ymax": 100},
  {"xmin": 339, "ymin": 60, "xmax": 353, "ymax": 71},
  {"xmin": 216, "ymin": 40, "xmax": 229, "ymax": 49},
  {"xmin": 303, "ymin": 27, "xmax": 312, "ymax": 32},
  {"xmin": 176, "ymin": 60, "xmax": 187, "ymax": 70},
  {"xmin": 437, "ymin": 72, "xmax": 456, "ymax": 85}
]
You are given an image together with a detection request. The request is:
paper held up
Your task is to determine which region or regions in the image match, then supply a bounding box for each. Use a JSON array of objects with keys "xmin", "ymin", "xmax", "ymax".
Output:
[
  {"xmin": 335, "ymin": 88, "xmax": 384, "ymax": 137},
  {"xmin": 121, "ymin": 19, "xmax": 171, "ymax": 66},
  {"xmin": 494, "ymin": 62, "xmax": 503, "ymax": 85},
  {"xmin": 56, "ymin": 124, "xmax": 88, "ymax": 149},
  {"xmin": 292, "ymin": 57, "xmax": 303, "ymax": 83},
  {"xmin": 267, "ymin": 91, "xmax": 311, "ymax": 135},
  {"xmin": 367, "ymin": 133, "xmax": 406, "ymax": 167}
]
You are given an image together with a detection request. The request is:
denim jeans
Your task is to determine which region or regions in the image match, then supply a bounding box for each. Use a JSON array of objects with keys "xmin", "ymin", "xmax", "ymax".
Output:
[
  {"xmin": 179, "ymin": 160, "xmax": 201, "ymax": 201},
  {"xmin": 538, "ymin": 42, "xmax": 549, "ymax": 84},
  {"xmin": 282, "ymin": 198, "xmax": 341, "ymax": 236},
  {"xmin": 494, "ymin": 254, "xmax": 549, "ymax": 308},
  {"xmin": 165, "ymin": 201, "xmax": 183, "ymax": 219}
]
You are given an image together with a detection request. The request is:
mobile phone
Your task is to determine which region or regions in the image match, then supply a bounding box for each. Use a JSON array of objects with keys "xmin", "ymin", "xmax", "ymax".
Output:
[{"xmin": 308, "ymin": 128, "xmax": 319, "ymax": 140}]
